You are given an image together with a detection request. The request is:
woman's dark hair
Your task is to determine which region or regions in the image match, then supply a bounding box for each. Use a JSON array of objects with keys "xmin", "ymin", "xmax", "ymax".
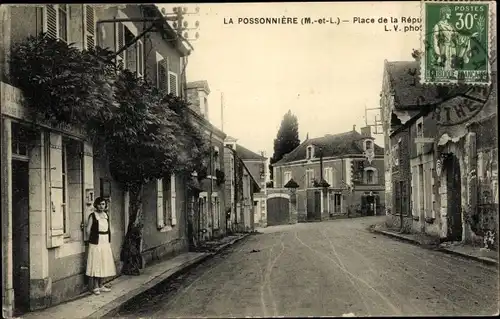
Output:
[{"xmin": 93, "ymin": 196, "xmax": 107, "ymax": 210}]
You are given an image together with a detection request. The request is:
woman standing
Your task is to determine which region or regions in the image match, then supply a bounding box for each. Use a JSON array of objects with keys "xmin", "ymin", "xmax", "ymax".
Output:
[{"xmin": 86, "ymin": 197, "xmax": 117, "ymax": 295}]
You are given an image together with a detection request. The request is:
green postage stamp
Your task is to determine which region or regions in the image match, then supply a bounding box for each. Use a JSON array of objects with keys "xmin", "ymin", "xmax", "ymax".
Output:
[{"xmin": 420, "ymin": 1, "xmax": 494, "ymax": 85}]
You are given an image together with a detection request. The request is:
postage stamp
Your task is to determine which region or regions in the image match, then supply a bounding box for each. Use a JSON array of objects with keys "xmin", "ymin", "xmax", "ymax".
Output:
[{"xmin": 420, "ymin": 1, "xmax": 495, "ymax": 86}]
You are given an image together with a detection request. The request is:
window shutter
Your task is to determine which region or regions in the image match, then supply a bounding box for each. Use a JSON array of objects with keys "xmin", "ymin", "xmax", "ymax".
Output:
[
  {"xmin": 48, "ymin": 133, "xmax": 64, "ymax": 248},
  {"xmin": 157, "ymin": 59, "xmax": 168, "ymax": 92},
  {"xmin": 137, "ymin": 40, "xmax": 144, "ymax": 77},
  {"xmin": 411, "ymin": 167, "xmax": 418, "ymax": 216},
  {"xmin": 45, "ymin": 5, "xmax": 58, "ymax": 39},
  {"xmin": 85, "ymin": 5, "xmax": 95, "ymax": 50},
  {"xmin": 156, "ymin": 179, "xmax": 164, "ymax": 228},
  {"xmin": 116, "ymin": 23, "xmax": 125, "ymax": 69},
  {"xmin": 82, "ymin": 141, "xmax": 94, "ymax": 242},
  {"xmin": 168, "ymin": 72, "xmax": 178, "ymax": 96},
  {"xmin": 331, "ymin": 169, "xmax": 336, "ymax": 187},
  {"xmin": 171, "ymin": 174, "xmax": 177, "ymax": 226}
]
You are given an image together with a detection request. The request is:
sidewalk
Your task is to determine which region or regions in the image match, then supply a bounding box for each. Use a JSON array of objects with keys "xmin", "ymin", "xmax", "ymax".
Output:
[
  {"xmin": 370, "ymin": 224, "xmax": 499, "ymax": 266},
  {"xmin": 20, "ymin": 233, "xmax": 250, "ymax": 319}
]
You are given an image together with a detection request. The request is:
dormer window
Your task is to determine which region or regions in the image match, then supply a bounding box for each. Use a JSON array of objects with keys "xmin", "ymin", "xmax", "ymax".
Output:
[
  {"xmin": 364, "ymin": 140, "xmax": 373, "ymax": 151},
  {"xmin": 306, "ymin": 145, "xmax": 315, "ymax": 159}
]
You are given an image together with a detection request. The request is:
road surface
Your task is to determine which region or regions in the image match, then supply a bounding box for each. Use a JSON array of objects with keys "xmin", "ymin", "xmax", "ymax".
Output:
[{"xmin": 113, "ymin": 216, "xmax": 499, "ymax": 317}]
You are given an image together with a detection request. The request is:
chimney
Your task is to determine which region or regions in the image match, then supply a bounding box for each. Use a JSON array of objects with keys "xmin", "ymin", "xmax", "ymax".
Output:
[
  {"xmin": 186, "ymin": 81, "xmax": 211, "ymax": 120},
  {"xmin": 361, "ymin": 126, "xmax": 372, "ymax": 137},
  {"xmin": 352, "ymin": 125, "xmax": 356, "ymax": 132}
]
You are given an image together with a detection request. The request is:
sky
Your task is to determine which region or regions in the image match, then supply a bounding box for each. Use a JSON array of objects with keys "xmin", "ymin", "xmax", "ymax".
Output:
[{"xmin": 159, "ymin": 2, "xmax": 421, "ymax": 159}]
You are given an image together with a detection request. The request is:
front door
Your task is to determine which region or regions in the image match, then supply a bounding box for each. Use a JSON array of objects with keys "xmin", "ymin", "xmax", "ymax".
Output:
[
  {"xmin": 446, "ymin": 154, "xmax": 462, "ymax": 241},
  {"xmin": 12, "ymin": 159, "xmax": 30, "ymax": 315}
]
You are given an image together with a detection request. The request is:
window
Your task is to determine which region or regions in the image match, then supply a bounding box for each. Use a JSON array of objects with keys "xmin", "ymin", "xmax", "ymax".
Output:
[
  {"xmin": 11, "ymin": 123, "xmax": 30, "ymax": 158},
  {"xmin": 168, "ymin": 71, "xmax": 179, "ymax": 96},
  {"xmin": 324, "ymin": 167, "xmax": 333, "ymax": 186},
  {"xmin": 364, "ymin": 168, "xmax": 378, "ymax": 184},
  {"xmin": 84, "ymin": 5, "xmax": 95, "ymax": 50},
  {"xmin": 283, "ymin": 171, "xmax": 292, "ymax": 184},
  {"xmin": 157, "ymin": 174, "xmax": 177, "ymax": 230},
  {"xmin": 156, "ymin": 52, "xmax": 168, "ymax": 91},
  {"xmin": 306, "ymin": 146, "xmax": 315, "ymax": 159},
  {"xmin": 254, "ymin": 201, "xmax": 258, "ymax": 206},
  {"xmin": 213, "ymin": 146, "xmax": 220, "ymax": 171},
  {"xmin": 306, "ymin": 169, "xmax": 314, "ymax": 188},
  {"xmin": 365, "ymin": 140, "xmax": 373, "ymax": 151},
  {"xmin": 334, "ymin": 194, "xmax": 342, "ymax": 213},
  {"xmin": 44, "ymin": 5, "xmax": 69, "ymax": 42}
]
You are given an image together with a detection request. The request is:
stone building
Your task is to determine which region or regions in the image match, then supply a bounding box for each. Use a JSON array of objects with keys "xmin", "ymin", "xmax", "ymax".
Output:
[
  {"xmin": 272, "ymin": 126, "xmax": 385, "ymax": 222},
  {"xmin": 1, "ymin": 4, "xmax": 196, "ymax": 316}
]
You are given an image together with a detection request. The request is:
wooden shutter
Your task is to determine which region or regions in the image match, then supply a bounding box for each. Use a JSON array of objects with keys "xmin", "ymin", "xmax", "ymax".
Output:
[
  {"xmin": 168, "ymin": 72, "xmax": 178, "ymax": 96},
  {"xmin": 85, "ymin": 5, "xmax": 95, "ymax": 50},
  {"xmin": 411, "ymin": 166, "xmax": 418, "ymax": 216},
  {"xmin": 157, "ymin": 58, "xmax": 168, "ymax": 92},
  {"xmin": 116, "ymin": 23, "xmax": 125, "ymax": 69},
  {"xmin": 82, "ymin": 141, "xmax": 94, "ymax": 242},
  {"xmin": 171, "ymin": 174, "xmax": 177, "ymax": 226},
  {"xmin": 156, "ymin": 179, "xmax": 164, "ymax": 228},
  {"xmin": 137, "ymin": 40, "xmax": 144, "ymax": 77},
  {"xmin": 45, "ymin": 5, "xmax": 58, "ymax": 39},
  {"xmin": 48, "ymin": 133, "xmax": 64, "ymax": 248}
]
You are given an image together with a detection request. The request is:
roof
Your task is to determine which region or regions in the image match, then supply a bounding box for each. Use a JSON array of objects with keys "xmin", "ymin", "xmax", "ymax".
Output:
[
  {"xmin": 236, "ymin": 144, "xmax": 267, "ymax": 161},
  {"xmin": 186, "ymin": 80, "xmax": 211, "ymax": 94},
  {"xmin": 385, "ymin": 60, "xmax": 468, "ymax": 109},
  {"xmin": 225, "ymin": 146, "xmax": 261, "ymax": 192},
  {"xmin": 274, "ymin": 130, "xmax": 384, "ymax": 165}
]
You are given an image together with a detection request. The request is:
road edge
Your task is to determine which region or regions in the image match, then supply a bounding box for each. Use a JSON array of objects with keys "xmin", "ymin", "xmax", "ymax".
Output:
[
  {"xmin": 370, "ymin": 227, "xmax": 498, "ymax": 267},
  {"xmin": 94, "ymin": 233, "xmax": 251, "ymax": 318}
]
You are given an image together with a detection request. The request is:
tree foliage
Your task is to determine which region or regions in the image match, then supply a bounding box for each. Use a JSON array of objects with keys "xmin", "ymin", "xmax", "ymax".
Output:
[
  {"xmin": 269, "ymin": 110, "xmax": 300, "ymax": 180},
  {"xmin": 9, "ymin": 34, "xmax": 117, "ymax": 129}
]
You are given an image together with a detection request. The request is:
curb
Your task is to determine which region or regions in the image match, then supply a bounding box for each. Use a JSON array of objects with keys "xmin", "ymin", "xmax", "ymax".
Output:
[
  {"xmin": 96, "ymin": 234, "xmax": 250, "ymax": 318},
  {"xmin": 371, "ymin": 227, "xmax": 499, "ymax": 267},
  {"xmin": 436, "ymin": 247, "xmax": 499, "ymax": 267}
]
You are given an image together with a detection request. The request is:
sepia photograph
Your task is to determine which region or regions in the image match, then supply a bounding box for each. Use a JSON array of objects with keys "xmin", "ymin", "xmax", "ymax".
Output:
[{"xmin": 0, "ymin": 1, "xmax": 498, "ymax": 318}]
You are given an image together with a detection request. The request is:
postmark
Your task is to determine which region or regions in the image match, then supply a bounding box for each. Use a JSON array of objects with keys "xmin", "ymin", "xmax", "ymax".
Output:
[{"xmin": 420, "ymin": 1, "xmax": 495, "ymax": 86}]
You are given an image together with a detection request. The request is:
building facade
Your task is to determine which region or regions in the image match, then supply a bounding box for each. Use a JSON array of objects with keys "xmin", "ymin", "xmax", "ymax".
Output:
[
  {"xmin": 381, "ymin": 58, "xmax": 498, "ymax": 248},
  {"xmin": 272, "ymin": 126, "xmax": 385, "ymax": 222},
  {"xmin": 1, "ymin": 4, "xmax": 196, "ymax": 316},
  {"xmin": 225, "ymin": 136, "xmax": 268, "ymax": 227},
  {"xmin": 223, "ymin": 142, "xmax": 261, "ymax": 232},
  {"xmin": 186, "ymin": 80, "xmax": 227, "ymax": 243}
]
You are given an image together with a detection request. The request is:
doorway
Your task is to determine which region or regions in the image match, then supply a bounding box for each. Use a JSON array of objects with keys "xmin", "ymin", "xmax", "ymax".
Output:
[
  {"xmin": 12, "ymin": 159, "xmax": 30, "ymax": 315},
  {"xmin": 445, "ymin": 154, "xmax": 462, "ymax": 241}
]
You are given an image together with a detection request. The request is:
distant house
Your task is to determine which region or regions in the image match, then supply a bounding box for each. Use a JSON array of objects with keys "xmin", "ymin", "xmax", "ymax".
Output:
[
  {"xmin": 225, "ymin": 136, "xmax": 268, "ymax": 227},
  {"xmin": 272, "ymin": 126, "xmax": 385, "ymax": 222},
  {"xmin": 186, "ymin": 80, "xmax": 227, "ymax": 243},
  {"xmin": 223, "ymin": 142, "xmax": 261, "ymax": 232}
]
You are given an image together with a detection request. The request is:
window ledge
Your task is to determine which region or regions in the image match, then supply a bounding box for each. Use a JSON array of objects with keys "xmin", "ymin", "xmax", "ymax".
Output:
[
  {"xmin": 425, "ymin": 217, "xmax": 436, "ymax": 224},
  {"xmin": 159, "ymin": 225, "xmax": 173, "ymax": 232},
  {"xmin": 55, "ymin": 240, "xmax": 86, "ymax": 259}
]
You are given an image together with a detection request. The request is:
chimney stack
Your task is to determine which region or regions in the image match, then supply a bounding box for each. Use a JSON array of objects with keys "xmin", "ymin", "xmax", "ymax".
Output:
[{"xmin": 352, "ymin": 125, "xmax": 356, "ymax": 132}]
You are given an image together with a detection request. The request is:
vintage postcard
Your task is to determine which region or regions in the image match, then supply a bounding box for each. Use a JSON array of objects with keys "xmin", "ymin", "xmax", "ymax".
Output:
[{"xmin": 0, "ymin": 2, "xmax": 497, "ymax": 319}]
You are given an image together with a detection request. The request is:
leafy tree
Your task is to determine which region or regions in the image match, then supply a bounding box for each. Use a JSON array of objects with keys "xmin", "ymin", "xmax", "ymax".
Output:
[
  {"xmin": 9, "ymin": 34, "xmax": 210, "ymax": 276},
  {"xmin": 9, "ymin": 34, "xmax": 116, "ymax": 129},
  {"xmin": 269, "ymin": 110, "xmax": 300, "ymax": 182}
]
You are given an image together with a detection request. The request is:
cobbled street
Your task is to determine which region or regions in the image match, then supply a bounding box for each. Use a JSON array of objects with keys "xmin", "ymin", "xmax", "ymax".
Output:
[{"xmin": 113, "ymin": 216, "xmax": 499, "ymax": 317}]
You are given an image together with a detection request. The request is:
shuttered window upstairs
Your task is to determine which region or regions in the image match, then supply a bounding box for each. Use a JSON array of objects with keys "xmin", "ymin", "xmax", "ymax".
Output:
[
  {"xmin": 156, "ymin": 52, "xmax": 169, "ymax": 92},
  {"xmin": 44, "ymin": 5, "xmax": 58, "ymax": 39},
  {"xmin": 137, "ymin": 40, "xmax": 144, "ymax": 78},
  {"xmin": 168, "ymin": 72, "xmax": 178, "ymax": 96},
  {"xmin": 58, "ymin": 4, "xmax": 68, "ymax": 43},
  {"xmin": 115, "ymin": 22, "xmax": 126, "ymax": 70},
  {"xmin": 84, "ymin": 5, "xmax": 95, "ymax": 50}
]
